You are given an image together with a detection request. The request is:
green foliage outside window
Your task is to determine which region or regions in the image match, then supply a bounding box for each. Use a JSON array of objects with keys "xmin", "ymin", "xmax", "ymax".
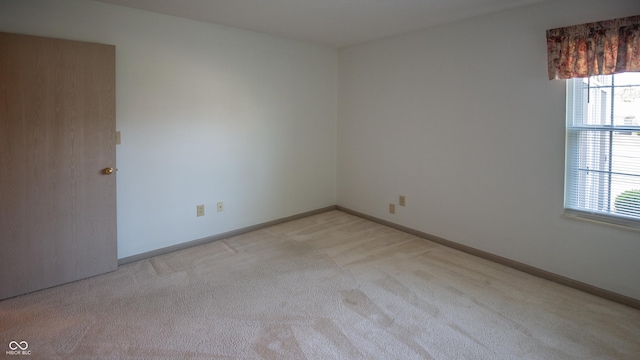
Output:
[{"xmin": 614, "ymin": 190, "xmax": 640, "ymax": 217}]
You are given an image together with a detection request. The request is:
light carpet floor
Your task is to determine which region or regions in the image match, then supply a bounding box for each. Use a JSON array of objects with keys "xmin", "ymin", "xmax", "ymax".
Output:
[{"xmin": 1, "ymin": 210, "xmax": 639, "ymax": 359}]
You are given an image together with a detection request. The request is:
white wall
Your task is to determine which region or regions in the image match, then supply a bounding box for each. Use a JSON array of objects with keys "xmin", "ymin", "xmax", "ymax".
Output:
[
  {"xmin": 0, "ymin": 0, "xmax": 337, "ymax": 259},
  {"xmin": 338, "ymin": 0, "xmax": 640, "ymax": 300}
]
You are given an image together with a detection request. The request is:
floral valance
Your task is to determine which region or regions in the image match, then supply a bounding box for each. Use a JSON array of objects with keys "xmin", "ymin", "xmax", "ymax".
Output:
[{"xmin": 546, "ymin": 15, "xmax": 640, "ymax": 80}]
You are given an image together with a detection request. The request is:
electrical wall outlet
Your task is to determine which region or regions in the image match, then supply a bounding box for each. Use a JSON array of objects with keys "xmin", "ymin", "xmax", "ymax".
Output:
[
  {"xmin": 196, "ymin": 204, "xmax": 205, "ymax": 217},
  {"xmin": 399, "ymin": 195, "xmax": 406, "ymax": 207},
  {"xmin": 217, "ymin": 202, "xmax": 224, "ymax": 212},
  {"xmin": 389, "ymin": 203, "xmax": 395, "ymax": 214}
]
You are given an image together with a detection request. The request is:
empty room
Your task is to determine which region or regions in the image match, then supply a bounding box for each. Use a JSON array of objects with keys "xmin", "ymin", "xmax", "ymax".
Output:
[{"xmin": 1, "ymin": 0, "xmax": 639, "ymax": 358}]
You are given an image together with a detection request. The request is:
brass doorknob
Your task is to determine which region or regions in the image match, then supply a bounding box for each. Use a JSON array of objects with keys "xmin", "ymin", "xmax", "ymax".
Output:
[{"xmin": 102, "ymin": 167, "xmax": 114, "ymax": 175}]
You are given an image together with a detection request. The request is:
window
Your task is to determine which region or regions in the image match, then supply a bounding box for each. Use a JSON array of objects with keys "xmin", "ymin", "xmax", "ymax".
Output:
[{"xmin": 565, "ymin": 72, "xmax": 640, "ymax": 229}]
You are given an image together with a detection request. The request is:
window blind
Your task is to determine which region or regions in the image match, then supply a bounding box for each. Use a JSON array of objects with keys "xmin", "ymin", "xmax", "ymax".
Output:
[{"xmin": 565, "ymin": 73, "xmax": 640, "ymax": 228}]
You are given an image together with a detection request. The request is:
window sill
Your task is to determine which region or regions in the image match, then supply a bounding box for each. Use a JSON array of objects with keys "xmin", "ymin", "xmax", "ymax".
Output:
[{"xmin": 563, "ymin": 209, "xmax": 640, "ymax": 232}]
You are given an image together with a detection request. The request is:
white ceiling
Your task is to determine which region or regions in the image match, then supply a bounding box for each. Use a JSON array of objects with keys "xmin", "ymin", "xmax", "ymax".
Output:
[{"xmin": 96, "ymin": 0, "xmax": 549, "ymax": 48}]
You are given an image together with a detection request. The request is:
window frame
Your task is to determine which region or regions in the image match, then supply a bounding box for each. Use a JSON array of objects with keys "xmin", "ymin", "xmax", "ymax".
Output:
[{"xmin": 564, "ymin": 74, "xmax": 640, "ymax": 231}]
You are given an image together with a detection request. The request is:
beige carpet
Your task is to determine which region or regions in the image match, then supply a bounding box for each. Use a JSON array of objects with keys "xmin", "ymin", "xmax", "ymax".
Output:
[{"xmin": 1, "ymin": 210, "xmax": 639, "ymax": 359}]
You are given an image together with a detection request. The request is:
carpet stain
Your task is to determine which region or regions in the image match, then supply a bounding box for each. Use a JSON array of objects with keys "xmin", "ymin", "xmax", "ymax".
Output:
[
  {"xmin": 341, "ymin": 289, "xmax": 394, "ymax": 328},
  {"xmin": 311, "ymin": 318, "xmax": 363, "ymax": 358},
  {"xmin": 253, "ymin": 324, "xmax": 305, "ymax": 359}
]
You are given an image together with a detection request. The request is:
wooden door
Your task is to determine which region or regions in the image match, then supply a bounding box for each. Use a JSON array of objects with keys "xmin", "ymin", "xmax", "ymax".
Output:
[{"xmin": 0, "ymin": 32, "xmax": 117, "ymax": 300}]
